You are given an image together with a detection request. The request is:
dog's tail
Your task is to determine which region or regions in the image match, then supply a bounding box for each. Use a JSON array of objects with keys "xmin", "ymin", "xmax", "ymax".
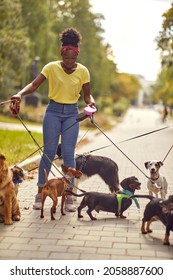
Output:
[
  {"xmin": 44, "ymin": 169, "xmax": 49, "ymax": 184},
  {"xmin": 66, "ymin": 190, "xmax": 86, "ymax": 197},
  {"xmin": 130, "ymin": 194, "xmax": 154, "ymax": 200}
]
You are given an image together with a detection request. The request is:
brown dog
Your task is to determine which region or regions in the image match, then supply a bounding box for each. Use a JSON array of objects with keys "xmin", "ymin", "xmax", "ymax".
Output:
[
  {"xmin": 0, "ymin": 154, "xmax": 21, "ymax": 225},
  {"xmin": 40, "ymin": 165, "xmax": 82, "ymax": 220}
]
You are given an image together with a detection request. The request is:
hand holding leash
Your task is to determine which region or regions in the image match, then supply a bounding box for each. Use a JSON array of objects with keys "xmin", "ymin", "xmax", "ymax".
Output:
[
  {"xmin": 84, "ymin": 105, "xmax": 97, "ymax": 116},
  {"xmin": 10, "ymin": 93, "xmax": 22, "ymax": 115},
  {"xmin": 76, "ymin": 105, "xmax": 97, "ymax": 122}
]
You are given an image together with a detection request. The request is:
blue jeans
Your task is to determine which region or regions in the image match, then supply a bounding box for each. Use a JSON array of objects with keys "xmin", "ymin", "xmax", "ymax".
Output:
[{"xmin": 37, "ymin": 100, "xmax": 79, "ymax": 187}]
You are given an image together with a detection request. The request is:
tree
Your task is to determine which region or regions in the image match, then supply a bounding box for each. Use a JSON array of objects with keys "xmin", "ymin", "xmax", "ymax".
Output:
[
  {"xmin": 156, "ymin": 4, "xmax": 173, "ymax": 67},
  {"xmin": 0, "ymin": 0, "xmax": 30, "ymax": 99},
  {"xmin": 154, "ymin": 3, "xmax": 173, "ymax": 106},
  {"xmin": 50, "ymin": 0, "xmax": 117, "ymax": 100}
]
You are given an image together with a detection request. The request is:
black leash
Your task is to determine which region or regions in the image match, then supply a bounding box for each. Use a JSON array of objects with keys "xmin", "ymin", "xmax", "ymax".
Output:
[
  {"xmin": 10, "ymin": 103, "xmax": 88, "ymax": 192},
  {"xmin": 162, "ymin": 144, "xmax": 173, "ymax": 162},
  {"xmin": 16, "ymin": 112, "xmax": 89, "ymax": 166},
  {"xmin": 89, "ymin": 115, "xmax": 153, "ymax": 182},
  {"xmin": 2, "ymin": 99, "xmax": 172, "ymax": 186},
  {"xmin": 16, "ymin": 112, "xmax": 58, "ymax": 178},
  {"xmin": 16, "ymin": 112, "xmax": 85, "ymax": 192},
  {"xmin": 75, "ymin": 122, "xmax": 173, "ymax": 155}
]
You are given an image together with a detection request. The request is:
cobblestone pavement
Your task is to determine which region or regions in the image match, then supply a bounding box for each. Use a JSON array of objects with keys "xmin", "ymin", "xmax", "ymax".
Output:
[{"xmin": 0, "ymin": 107, "xmax": 173, "ymax": 260}]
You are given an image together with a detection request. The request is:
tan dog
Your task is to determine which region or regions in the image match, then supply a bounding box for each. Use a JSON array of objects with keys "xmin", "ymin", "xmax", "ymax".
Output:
[
  {"xmin": 40, "ymin": 165, "xmax": 82, "ymax": 220},
  {"xmin": 0, "ymin": 154, "xmax": 21, "ymax": 225},
  {"xmin": 145, "ymin": 160, "xmax": 168, "ymax": 199}
]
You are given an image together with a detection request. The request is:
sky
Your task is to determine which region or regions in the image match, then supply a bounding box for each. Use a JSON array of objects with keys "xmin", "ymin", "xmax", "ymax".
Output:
[{"xmin": 90, "ymin": 0, "xmax": 172, "ymax": 81}]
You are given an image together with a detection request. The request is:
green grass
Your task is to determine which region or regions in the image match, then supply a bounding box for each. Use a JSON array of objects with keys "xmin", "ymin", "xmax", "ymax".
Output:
[
  {"xmin": 0, "ymin": 113, "xmax": 41, "ymax": 125},
  {"xmin": 0, "ymin": 110, "xmax": 118, "ymax": 166},
  {"xmin": 0, "ymin": 130, "xmax": 43, "ymax": 166}
]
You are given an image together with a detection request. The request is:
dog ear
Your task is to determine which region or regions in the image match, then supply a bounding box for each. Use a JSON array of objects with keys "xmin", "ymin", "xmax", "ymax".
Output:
[
  {"xmin": 61, "ymin": 165, "xmax": 68, "ymax": 173},
  {"xmin": 158, "ymin": 161, "xmax": 163, "ymax": 167},
  {"xmin": 76, "ymin": 170, "xmax": 82, "ymax": 178},
  {"xmin": 120, "ymin": 178, "xmax": 128, "ymax": 189},
  {"xmin": 144, "ymin": 162, "xmax": 150, "ymax": 169},
  {"xmin": 0, "ymin": 154, "xmax": 6, "ymax": 161}
]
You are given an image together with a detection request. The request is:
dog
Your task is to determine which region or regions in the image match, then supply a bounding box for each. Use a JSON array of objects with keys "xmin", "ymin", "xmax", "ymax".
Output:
[
  {"xmin": 11, "ymin": 165, "xmax": 26, "ymax": 196},
  {"xmin": 66, "ymin": 176, "xmax": 141, "ymax": 220},
  {"xmin": 145, "ymin": 160, "xmax": 168, "ymax": 199},
  {"xmin": 132, "ymin": 194, "xmax": 173, "ymax": 245},
  {"xmin": 40, "ymin": 165, "xmax": 82, "ymax": 220},
  {"xmin": 55, "ymin": 144, "xmax": 119, "ymax": 193},
  {"xmin": 0, "ymin": 154, "xmax": 21, "ymax": 225}
]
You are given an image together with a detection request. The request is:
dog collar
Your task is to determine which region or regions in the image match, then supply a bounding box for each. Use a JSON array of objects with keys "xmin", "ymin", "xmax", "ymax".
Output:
[
  {"xmin": 13, "ymin": 179, "xmax": 22, "ymax": 184},
  {"xmin": 150, "ymin": 175, "xmax": 160, "ymax": 182}
]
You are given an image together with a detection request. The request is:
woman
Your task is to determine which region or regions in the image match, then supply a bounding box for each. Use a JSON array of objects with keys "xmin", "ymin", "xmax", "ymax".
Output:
[{"xmin": 11, "ymin": 28, "xmax": 96, "ymax": 211}]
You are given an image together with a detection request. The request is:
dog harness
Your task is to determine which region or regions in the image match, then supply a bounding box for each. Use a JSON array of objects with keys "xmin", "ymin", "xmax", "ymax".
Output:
[
  {"xmin": 117, "ymin": 189, "xmax": 140, "ymax": 213},
  {"xmin": 13, "ymin": 179, "xmax": 23, "ymax": 184}
]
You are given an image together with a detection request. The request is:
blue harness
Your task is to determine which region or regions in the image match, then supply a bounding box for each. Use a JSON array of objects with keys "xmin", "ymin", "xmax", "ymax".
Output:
[{"xmin": 13, "ymin": 179, "xmax": 22, "ymax": 184}]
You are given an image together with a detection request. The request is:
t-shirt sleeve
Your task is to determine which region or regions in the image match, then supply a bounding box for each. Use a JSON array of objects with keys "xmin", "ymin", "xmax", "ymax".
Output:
[
  {"xmin": 41, "ymin": 63, "xmax": 51, "ymax": 79},
  {"xmin": 82, "ymin": 67, "xmax": 90, "ymax": 84}
]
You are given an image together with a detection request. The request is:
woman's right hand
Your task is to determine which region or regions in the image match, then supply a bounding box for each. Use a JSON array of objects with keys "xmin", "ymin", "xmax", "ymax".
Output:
[{"xmin": 11, "ymin": 93, "xmax": 22, "ymax": 102}]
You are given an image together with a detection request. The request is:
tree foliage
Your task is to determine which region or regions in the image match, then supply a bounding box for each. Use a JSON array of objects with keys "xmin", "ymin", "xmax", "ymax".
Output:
[
  {"xmin": 0, "ymin": 0, "xmax": 140, "ymax": 112},
  {"xmin": 154, "ymin": 3, "xmax": 173, "ymax": 105},
  {"xmin": 0, "ymin": 0, "xmax": 30, "ymax": 98}
]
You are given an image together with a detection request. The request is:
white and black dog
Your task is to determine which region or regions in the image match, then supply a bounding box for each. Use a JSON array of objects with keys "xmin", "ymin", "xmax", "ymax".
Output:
[
  {"xmin": 145, "ymin": 160, "xmax": 168, "ymax": 199},
  {"xmin": 55, "ymin": 144, "xmax": 119, "ymax": 193}
]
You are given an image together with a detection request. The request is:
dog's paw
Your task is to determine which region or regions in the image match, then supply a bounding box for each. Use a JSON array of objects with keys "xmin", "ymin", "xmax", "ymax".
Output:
[
  {"xmin": 4, "ymin": 220, "xmax": 13, "ymax": 225},
  {"xmin": 12, "ymin": 215, "xmax": 20, "ymax": 221},
  {"xmin": 163, "ymin": 240, "xmax": 170, "ymax": 245},
  {"xmin": 120, "ymin": 214, "xmax": 127, "ymax": 219},
  {"xmin": 0, "ymin": 216, "xmax": 4, "ymax": 223},
  {"xmin": 78, "ymin": 214, "xmax": 83, "ymax": 218}
]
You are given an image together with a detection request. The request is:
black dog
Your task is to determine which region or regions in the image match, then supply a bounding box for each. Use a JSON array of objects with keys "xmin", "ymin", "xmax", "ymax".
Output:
[
  {"xmin": 56, "ymin": 144, "xmax": 119, "ymax": 193},
  {"xmin": 66, "ymin": 176, "xmax": 141, "ymax": 220},
  {"xmin": 132, "ymin": 194, "xmax": 173, "ymax": 245},
  {"xmin": 11, "ymin": 165, "xmax": 26, "ymax": 196}
]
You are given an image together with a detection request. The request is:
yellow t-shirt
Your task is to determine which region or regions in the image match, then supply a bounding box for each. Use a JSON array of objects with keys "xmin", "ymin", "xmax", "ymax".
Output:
[{"xmin": 41, "ymin": 61, "xmax": 90, "ymax": 104}]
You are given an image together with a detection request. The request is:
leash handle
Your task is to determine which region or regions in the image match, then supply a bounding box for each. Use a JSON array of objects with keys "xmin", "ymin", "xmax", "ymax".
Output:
[
  {"xmin": 9, "ymin": 99, "xmax": 20, "ymax": 115},
  {"xmin": 84, "ymin": 105, "xmax": 97, "ymax": 116}
]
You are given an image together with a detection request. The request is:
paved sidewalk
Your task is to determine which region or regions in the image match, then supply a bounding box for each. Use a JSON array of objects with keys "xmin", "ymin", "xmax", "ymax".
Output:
[{"xmin": 0, "ymin": 107, "xmax": 173, "ymax": 260}]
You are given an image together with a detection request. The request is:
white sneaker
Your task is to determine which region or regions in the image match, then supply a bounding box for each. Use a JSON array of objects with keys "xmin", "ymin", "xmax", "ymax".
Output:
[
  {"xmin": 65, "ymin": 195, "xmax": 76, "ymax": 212},
  {"xmin": 33, "ymin": 193, "xmax": 42, "ymax": 210}
]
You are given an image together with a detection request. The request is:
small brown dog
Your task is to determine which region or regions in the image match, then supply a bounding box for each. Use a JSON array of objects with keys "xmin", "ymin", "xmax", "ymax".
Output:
[
  {"xmin": 40, "ymin": 165, "xmax": 82, "ymax": 220},
  {"xmin": 0, "ymin": 154, "xmax": 21, "ymax": 225}
]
